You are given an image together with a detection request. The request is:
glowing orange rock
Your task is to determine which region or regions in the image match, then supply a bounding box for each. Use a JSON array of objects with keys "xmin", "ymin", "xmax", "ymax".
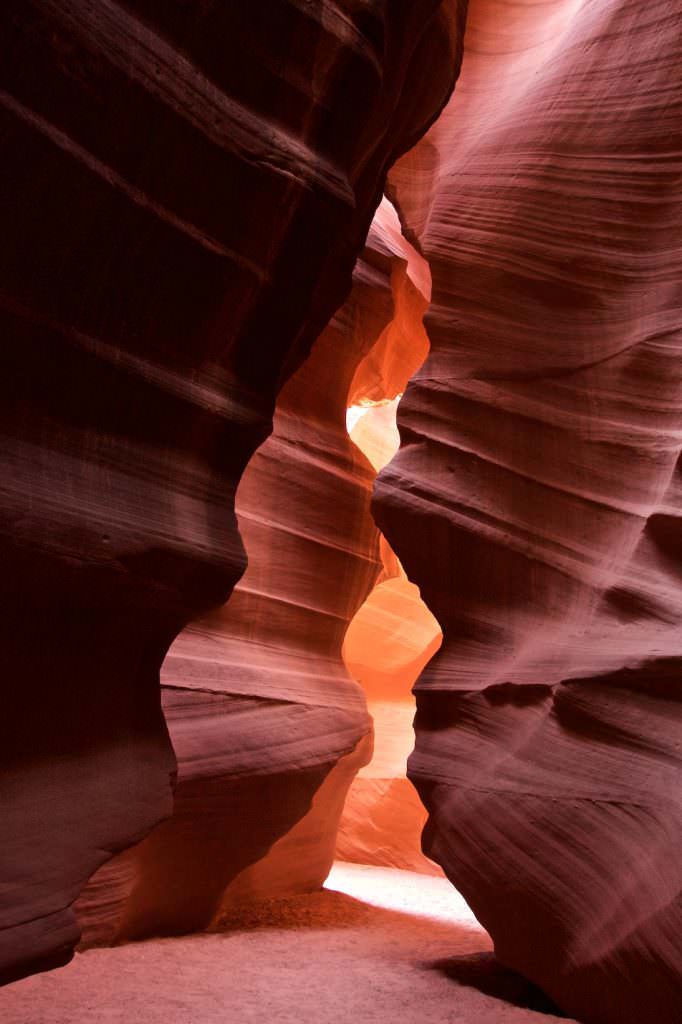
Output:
[
  {"xmin": 74, "ymin": 193, "xmax": 446, "ymax": 941},
  {"xmin": 338, "ymin": 227, "xmax": 443, "ymax": 877}
]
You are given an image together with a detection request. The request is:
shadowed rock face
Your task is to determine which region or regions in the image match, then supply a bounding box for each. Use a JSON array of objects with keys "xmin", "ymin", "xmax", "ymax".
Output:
[
  {"xmin": 0, "ymin": 0, "xmax": 465, "ymax": 983},
  {"xmin": 74, "ymin": 204, "xmax": 429, "ymax": 942},
  {"xmin": 340, "ymin": 337, "xmax": 444, "ymax": 875},
  {"xmin": 375, "ymin": 1, "xmax": 682, "ymax": 1022},
  {"xmin": 4, "ymin": 1, "xmax": 679, "ymax": 1016}
]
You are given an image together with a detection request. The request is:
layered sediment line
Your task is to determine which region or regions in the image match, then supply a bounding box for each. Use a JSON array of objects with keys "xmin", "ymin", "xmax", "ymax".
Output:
[
  {"xmin": 74, "ymin": 197, "xmax": 445, "ymax": 940},
  {"xmin": 374, "ymin": 2, "xmax": 682, "ymax": 1021},
  {"xmin": 0, "ymin": 1, "xmax": 464, "ymax": 981}
]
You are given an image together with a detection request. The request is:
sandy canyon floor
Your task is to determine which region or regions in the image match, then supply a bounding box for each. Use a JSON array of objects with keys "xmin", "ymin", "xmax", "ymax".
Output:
[{"xmin": 4, "ymin": 864, "xmax": 575, "ymax": 1024}]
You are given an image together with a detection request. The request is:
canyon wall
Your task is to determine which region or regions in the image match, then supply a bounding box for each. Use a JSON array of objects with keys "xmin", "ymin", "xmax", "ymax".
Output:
[
  {"xmin": 3, "ymin": 2, "xmax": 680, "ymax": 1020},
  {"xmin": 0, "ymin": 0, "xmax": 464, "ymax": 983},
  {"xmin": 376, "ymin": 1, "xmax": 682, "ymax": 1022},
  {"xmin": 75, "ymin": 200, "xmax": 430, "ymax": 941}
]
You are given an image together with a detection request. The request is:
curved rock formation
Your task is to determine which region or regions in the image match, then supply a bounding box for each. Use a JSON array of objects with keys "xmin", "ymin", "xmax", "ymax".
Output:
[
  {"xmin": 75, "ymin": 206, "xmax": 403, "ymax": 941},
  {"xmin": 338, "ymin": 239, "xmax": 444, "ymax": 875},
  {"xmin": 0, "ymin": 1, "xmax": 464, "ymax": 983},
  {"xmin": 339, "ymin": 561, "xmax": 443, "ymax": 877},
  {"xmin": 75, "ymin": 194, "xmax": 446, "ymax": 940},
  {"xmin": 376, "ymin": 2, "xmax": 682, "ymax": 1021}
]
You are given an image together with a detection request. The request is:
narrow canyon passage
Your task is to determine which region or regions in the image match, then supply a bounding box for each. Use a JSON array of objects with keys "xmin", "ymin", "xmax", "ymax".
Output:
[
  {"xmin": 3, "ymin": 369, "xmax": 578, "ymax": 1024},
  {"xmin": 336, "ymin": 199, "xmax": 443, "ymax": 877},
  {"xmin": 3, "ymin": 196, "xmax": 578, "ymax": 1024},
  {"xmin": 2, "ymin": 3, "xmax": 681, "ymax": 1022},
  {"xmin": 339, "ymin": 394, "xmax": 443, "ymax": 875}
]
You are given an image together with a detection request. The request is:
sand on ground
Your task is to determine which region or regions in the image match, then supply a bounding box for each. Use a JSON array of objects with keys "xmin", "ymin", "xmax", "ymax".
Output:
[{"xmin": 2, "ymin": 863, "xmax": 574, "ymax": 1024}]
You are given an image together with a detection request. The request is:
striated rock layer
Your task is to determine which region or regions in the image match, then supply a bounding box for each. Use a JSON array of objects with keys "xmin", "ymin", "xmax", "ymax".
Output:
[
  {"xmin": 75, "ymin": 193, "xmax": 448, "ymax": 939},
  {"xmin": 376, "ymin": 2, "xmax": 682, "ymax": 1022},
  {"xmin": 75, "ymin": 201, "xmax": 425, "ymax": 942},
  {"xmin": 339, "ymin": 393, "xmax": 443, "ymax": 876},
  {"xmin": 0, "ymin": 1, "xmax": 465, "ymax": 983}
]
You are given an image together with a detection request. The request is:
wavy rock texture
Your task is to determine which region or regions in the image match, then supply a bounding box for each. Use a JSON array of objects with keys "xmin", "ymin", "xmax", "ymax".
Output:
[
  {"xmin": 76, "ymin": 195, "xmax": 445, "ymax": 941},
  {"xmin": 74, "ymin": 205, "xmax": 413, "ymax": 942},
  {"xmin": 376, "ymin": 2, "xmax": 682, "ymax": 1022},
  {"xmin": 76, "ymin": 193, "xmax": 447, "ymax": 939},
  {"xmin": 339, "ymin": 398, "xmax": 443, "ymax": 875},
  {"xmin": 324, "ymin": 199, "xmax": 444, "ymax": 876},
  {"xmin": 339, "ymin": 569, "xmax": 443, "ymax": 874},
  {"xmin": 0, "ymin": 0, "xmax": 465, "ymax": 983}
]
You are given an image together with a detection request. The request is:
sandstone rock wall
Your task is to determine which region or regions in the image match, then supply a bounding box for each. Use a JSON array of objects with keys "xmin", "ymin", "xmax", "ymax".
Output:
[
  {"xmin": 0, "ymin": 0, "xmax": 464, "ymax": 983},
  {"xmin": 376, "ymin": 2, "xmax": 682, "ymax": 1021},
  {"xmin": 75, "ymin": 204, "xmax": 420, "ymax": 941},
  {"xmin": 339, "ymin": 277, "xmax": 444, "ymax": 875}
]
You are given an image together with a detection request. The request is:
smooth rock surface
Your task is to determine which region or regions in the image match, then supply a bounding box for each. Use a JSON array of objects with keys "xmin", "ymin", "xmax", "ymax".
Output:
[
  {"xmin": 376, "ymin": 2, "xmax": 682, "ymax": 1021},
  {"xmin": 337, "ymin": 229, "xmax": 444, "ymax": 876},
  {"xmin": 0, "ymin": 1, "xmax": 464, "ymax": 982},
  {"xmin": 75, "ymin": 194, "xmax": 444, "ymax": 939}
]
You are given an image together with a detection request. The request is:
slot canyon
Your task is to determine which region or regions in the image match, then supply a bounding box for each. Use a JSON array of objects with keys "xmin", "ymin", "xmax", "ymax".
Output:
[{"xmin": 1, "ymin": 3, "xmax": 680, "ymax": 1024}]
